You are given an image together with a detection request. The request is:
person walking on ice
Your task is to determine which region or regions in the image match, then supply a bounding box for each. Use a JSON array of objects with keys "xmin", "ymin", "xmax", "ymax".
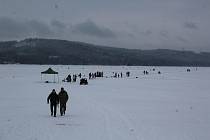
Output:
[
  {"xmin": 58, "ymin": 87, "xmax": 69, "ymax": 116},
  {"xmin": 47, "ymin": 89, "xmax": 59, "ymax": 117}
]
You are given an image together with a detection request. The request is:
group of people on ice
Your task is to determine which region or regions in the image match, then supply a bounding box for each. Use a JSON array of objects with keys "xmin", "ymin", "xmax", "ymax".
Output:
[
  {"xmin": 47, "ymin": 87, "xmax": 69, "ymax": 117},
  {"xmin": 64, "ymin": 71, "xmax": 104, "ymax": 84},
  {"xmin": 112, "ymin": 71, "xmax": 130, "ymax": 78},
  {"xmin": 65, "ymin": 74, "xmax": 78, "ymax": 82},
  {"xmin": 89, "ymin": 71, "xmax": 103, "ymax": 79}
]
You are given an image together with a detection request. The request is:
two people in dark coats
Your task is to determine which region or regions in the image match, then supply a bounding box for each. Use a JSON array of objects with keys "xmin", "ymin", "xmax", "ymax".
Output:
[{"xmin": 47, "ymin": 87, "xmax": 69, "ymax": 117}]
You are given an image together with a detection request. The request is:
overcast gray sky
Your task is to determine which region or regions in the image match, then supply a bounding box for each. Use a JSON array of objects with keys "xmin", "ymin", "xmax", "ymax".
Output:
[{"xmin": 0, "ymin": 0, "xmax": 210, "ymax": 52}]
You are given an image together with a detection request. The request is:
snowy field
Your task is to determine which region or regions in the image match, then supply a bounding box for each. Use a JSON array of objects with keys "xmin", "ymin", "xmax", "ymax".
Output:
[{"xmin": 0, "ymin": 64, "xmax": 210, "ymax": 140}]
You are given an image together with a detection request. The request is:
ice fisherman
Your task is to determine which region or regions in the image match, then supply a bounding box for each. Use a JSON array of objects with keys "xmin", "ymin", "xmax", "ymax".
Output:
[
  {"xmin": 47, "ymin": 89, "xmax": 59, "ymax": 117},
  {"xmin": 58, "ymin": 87, "xmax": 69, "ymax": 116}
]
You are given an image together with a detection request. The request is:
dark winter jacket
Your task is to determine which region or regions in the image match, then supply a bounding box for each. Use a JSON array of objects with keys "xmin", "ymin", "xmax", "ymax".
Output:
[
  {"xmin": 47, "ymin": 91, "xmax": 59, "ymax": 104},
  {"xmin": 58, "ymin": 90, "xmax": 69, "ymax": 104}
]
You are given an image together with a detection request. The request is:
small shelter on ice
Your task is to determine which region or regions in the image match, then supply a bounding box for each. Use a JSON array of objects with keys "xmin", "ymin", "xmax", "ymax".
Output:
[{"xmin": 41, "ymin": 68, "xmax": 59, "ymax": 83}]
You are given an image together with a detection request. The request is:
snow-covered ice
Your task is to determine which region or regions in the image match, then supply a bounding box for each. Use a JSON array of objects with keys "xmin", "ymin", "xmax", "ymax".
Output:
[{"xmin": 0, "ymin": 65, "xmax": 210, "ymax": 140}]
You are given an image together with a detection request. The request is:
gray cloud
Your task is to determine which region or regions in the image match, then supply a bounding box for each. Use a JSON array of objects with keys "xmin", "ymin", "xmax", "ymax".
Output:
[
  {"xmin": 160, "ymin": 30, "xmax": 169, "ymax": 38},
  {"xmin": 143, "ymin": 30, "xmax": 153, "ymax": 36},
  {"xmin": 0, "ymin": 17, "xmax": 27, "ymax": 39},
  {"xmin": 176, "ymin": 36, "xmax": 188, "ymax": 43},
  {"xmin": 73, "ymin": 20, "xmax": 116, "ymax": 38},
  {"xmin": 0, "ymin": 17, "xmax": 54, "ymax": 40},
  {"xmin": 184, "ymin": 21, "xmax": 199, "ymax": 30},
  {"xmin": 51, "ymin": 20, "xmax": 66, "ymax": 30},
  {"xmin": 27, "ymin": 20, "xmax": 53, "ymax": 36},
  {"xmin": 0, "ymin": 17, "xmax": 117, "ymax": 41}
]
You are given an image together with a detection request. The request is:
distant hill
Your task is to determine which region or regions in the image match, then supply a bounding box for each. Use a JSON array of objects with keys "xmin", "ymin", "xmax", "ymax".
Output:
[{"xmin": 0, "ymin": 38, "xmax": 210, "ymax": 66}]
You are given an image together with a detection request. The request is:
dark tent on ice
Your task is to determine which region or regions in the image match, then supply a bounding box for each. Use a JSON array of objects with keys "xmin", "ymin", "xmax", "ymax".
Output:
[{"xmin": 41, "ymin": 68, "xmax": 59, "ymax": 83}]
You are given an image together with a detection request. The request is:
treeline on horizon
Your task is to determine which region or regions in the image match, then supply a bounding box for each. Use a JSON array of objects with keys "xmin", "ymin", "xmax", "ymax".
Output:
[{"xmin": 0, "ymin": 38, "xmax": 210, "ymax": 66}]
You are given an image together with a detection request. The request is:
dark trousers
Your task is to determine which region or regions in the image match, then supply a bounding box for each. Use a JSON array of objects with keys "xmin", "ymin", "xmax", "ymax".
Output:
[
  {"xmin": 50, "ymin": 103, "xmax": 57, "ymax": 117},
  {"xmin": 60, "ymin": 103, "xmax": 66, "ymax": 115}
]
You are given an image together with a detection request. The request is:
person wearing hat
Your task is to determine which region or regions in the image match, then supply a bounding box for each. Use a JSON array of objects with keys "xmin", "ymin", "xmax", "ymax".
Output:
[
  {"xmin": 47, "ymin": 89, "xmax": 59, "ymax": 117},
  {"xmin": 58, "ymin": 87, "xmax": 69, "ymax": 116}
]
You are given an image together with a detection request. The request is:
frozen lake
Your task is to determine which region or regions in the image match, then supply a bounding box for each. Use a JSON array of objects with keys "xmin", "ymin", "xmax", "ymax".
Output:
[{"xmin": 0, "ymin": 65, "xmax": 210, "ymax": 140}]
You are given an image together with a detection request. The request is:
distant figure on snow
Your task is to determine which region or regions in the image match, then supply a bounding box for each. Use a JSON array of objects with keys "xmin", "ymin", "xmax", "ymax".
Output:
[
  {"xmin": 78, "ymin": 73, "xmax": 82, "ymax": 78},
  {"xmin": 58, "ymin": 87, "xmax": 69, "ymax": 116},
  {"xmin": 66, "ymin": 74, "xmax": 71, "ymax": 82},
  {"xmin": 89, "ymin": 72, "xmax": 92, "ymax": 79},
  {"xmin": 47, "ymin": 89, "xmax": 59, "ymax": 117},
  {"xmin": 126, "ymin": 71, "xmax": 130, "ymax": 77}
]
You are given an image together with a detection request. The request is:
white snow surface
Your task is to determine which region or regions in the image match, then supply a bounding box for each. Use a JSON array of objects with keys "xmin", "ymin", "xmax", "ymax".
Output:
[{"xmin": 0, "ymin": 65, "xmax": 210, "ymax": 140}]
